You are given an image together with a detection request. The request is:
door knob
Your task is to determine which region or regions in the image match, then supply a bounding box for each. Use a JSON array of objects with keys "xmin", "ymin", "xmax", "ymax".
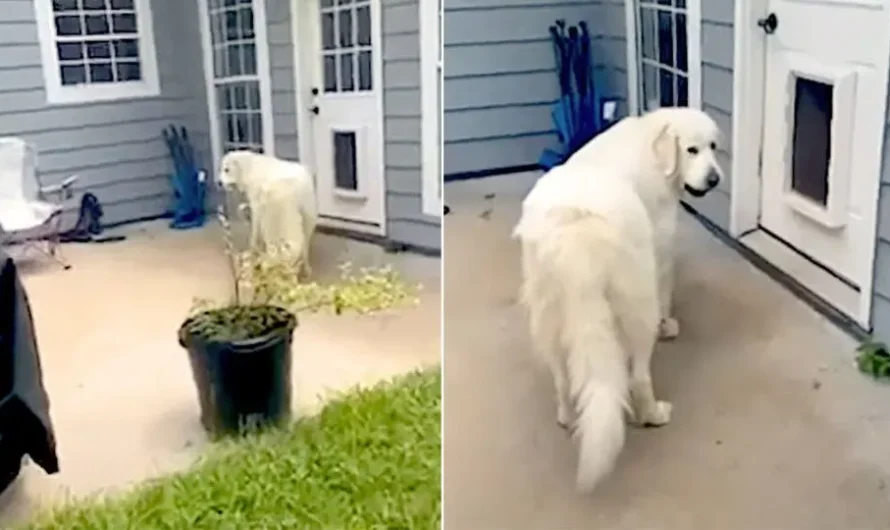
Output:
[{"xmin": 757, "ymin": 13, "xmax": 778, "ymax": 35}]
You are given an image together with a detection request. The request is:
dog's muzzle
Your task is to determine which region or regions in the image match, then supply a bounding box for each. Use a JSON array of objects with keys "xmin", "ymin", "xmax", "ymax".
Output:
[{"xmin": 685, "ymin": 168, "xmax": 721, "ymax": 198}]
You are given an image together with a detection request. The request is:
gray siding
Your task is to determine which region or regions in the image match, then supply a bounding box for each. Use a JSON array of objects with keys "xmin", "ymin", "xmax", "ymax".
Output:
[
  {"xmin": 261, "ymin": 0, "xmax": 440, "ymax": 251},
  {"xmin": 381, "ymin": 0, "xmax": 440, "ymax": 250},
  {"xmin": 0, "ymin": 0, "xmax": 210, "ymax": 228},
  {"xmin": 871, "ymin": 130, "xmax": 890, "ymax": 342},
  {"xmin": 443, "ymin": 0, "xmax": 625, "ymax": 176},
  {"xmin": 264, "ymin": 0, "xmax": 298, "ymax": 160}
]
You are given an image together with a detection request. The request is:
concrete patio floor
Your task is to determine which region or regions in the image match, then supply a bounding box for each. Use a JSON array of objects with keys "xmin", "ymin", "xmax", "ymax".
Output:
[
  {"xmin": 443, "ymin": 172, "xmax": 890, "ymax": 530},
  {"xmin": 0, "ymin": 220, "xmax": 440, "ymax": 526}
]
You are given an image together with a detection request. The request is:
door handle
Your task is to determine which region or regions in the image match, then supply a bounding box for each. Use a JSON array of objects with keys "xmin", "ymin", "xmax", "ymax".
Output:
[
  {"xmin": 309, "ymin": 105, "xmax": 319, "ymax": 115},
  {"xmin": 757, "ymin": 12, "xmax": 778, "ymax": 35}
]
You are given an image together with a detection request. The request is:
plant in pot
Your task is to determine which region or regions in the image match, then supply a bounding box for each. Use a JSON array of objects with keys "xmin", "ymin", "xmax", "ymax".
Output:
[{"xmin": 178, "ymin": 204, "xmax": 419, "ymax": 439}]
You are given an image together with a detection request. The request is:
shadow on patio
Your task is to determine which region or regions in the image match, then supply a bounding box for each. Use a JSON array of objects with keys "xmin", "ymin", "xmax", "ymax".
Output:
[
  {"xmin": 443, "ymin": 172, "xmax": 890, "ymax": 530},
  {"xmin": 0, "ymin": 220, "xmax": 440, "ymax": 526}
]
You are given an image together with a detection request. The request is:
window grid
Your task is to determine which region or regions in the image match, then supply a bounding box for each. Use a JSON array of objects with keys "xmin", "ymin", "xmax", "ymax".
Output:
[
  {"xmin": 637, "ymin": 0, "xmax": 689, "ymax": 111},
  {"xmin": 51, "ymin": 0, "xmax": 143, "ymax": 87},
  {"xmin": 320, "ymin": 0, "xmax": 373, "ymax": 93}
]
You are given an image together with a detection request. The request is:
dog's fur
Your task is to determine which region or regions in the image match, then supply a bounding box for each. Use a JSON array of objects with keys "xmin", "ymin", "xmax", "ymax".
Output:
[
  {"xmin": 513, "ymin": 107, "xmax": 723, "ymax": 492},
  {"xmin": 218, "ymin": 150, "xmax": 318, "ymax": 277}
]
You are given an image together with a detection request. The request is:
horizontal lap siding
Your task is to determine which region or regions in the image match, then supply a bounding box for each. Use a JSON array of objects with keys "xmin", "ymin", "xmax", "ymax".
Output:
[
  {"xmin": 443, "ymin": 0, "xmax": 611, "ymax": 176},
  {"xmin": 688, "ymin": 0, "xmax": 733, "ymax": 231},
  {"xmin": 382, "ymin": 0, "xmax": 440, "ymax": 250},
  {"xmin": 264, "ymin": 0, "xmax": 298, "ymax": 160},
  {"xmin": 871, "ymin": 128, "xmax": 890, "ymax": 341},
  {"xmin": 0, "ymin": 0, "xmax": 210, "ymax": 228}
]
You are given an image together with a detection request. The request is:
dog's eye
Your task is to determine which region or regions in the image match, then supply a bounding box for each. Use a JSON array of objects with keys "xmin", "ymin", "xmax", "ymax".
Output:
[
  {"xmin": 710, "ymin": 142, "xmax": 717, "ymax": 150},
  {"xmin": 687, "ymin": 146, "xmax": 699, "ymax": 155}
]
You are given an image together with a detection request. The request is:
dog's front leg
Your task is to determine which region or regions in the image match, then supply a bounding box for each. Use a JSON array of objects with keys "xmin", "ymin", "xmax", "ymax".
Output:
[{"xmin": 657, "ymin": 257, "xmax": 679, "ymax": 340}]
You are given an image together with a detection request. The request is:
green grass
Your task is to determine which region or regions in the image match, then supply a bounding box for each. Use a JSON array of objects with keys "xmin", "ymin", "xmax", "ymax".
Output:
[{"xmin": 20, "ymin": 369, "xmax": 441, "ymax": 530}]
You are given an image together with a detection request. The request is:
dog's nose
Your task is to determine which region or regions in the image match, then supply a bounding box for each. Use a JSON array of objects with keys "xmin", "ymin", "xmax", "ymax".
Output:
[{"xmin": 706, "ymin": 170, "xmax": 720, "ymax": 189}]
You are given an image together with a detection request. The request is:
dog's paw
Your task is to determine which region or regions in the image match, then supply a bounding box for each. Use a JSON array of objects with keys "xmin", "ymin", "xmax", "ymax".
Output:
[
  {"xmin": 641, "ymin": 400, "xmax": 672, "ymax": 427},
  {"xmin": 658, "ymin": 317, "xmax": 680, "ymax": 341}
]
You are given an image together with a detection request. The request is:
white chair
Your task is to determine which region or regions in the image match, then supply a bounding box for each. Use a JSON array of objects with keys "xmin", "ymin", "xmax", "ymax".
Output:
[{"xmin": 0, "ymin": 138, "xmax": 77, "ymax": 270}]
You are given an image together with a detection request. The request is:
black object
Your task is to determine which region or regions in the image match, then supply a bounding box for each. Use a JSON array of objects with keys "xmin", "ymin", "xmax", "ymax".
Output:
[
  {"xmin": 444, "ymin": 205, "xmax": 451, "ymax": 215},
  {"xmin": 311, "ymin": 87, "xmax": 319, "ymax": 96},
  {"xmin": 757, "ymin": 13, "xmax": 778, "ymax": 34},
  {"xmin": 178, "ymin": 307, "xmax": 297, "ymax": 438},
  {"xmin": 309, "ymin": 105, "xmax": 320, "ymax": 115},
  {"xmin": 59, "ymin": 193, "xmax": 126, "ymax": 244},
  {"xmin": 0, "ymin": 249, "xmax": 60, "ymax": 493}
]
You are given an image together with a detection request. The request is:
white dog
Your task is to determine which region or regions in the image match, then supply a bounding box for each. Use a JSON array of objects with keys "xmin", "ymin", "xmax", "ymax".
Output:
[
  {"xmin": 513, "ymin": 107, "xmax": 723, "ymax": 492},
  {"xmin": 217, "ymin": 150, "xmax": 318, "ymax": 278}
]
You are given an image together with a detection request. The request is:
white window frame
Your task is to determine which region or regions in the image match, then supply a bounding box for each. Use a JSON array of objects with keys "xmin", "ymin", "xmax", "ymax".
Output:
[
  {"xmin": 624, "ymin": 0, "xmax": 701, "ymax": 115},
  {"xmin": 33, "ymin": 0, "xmax": 161, "ymax": 105},
  {"xmin": 419, "ymin": 0, "xmax": 442, "ymax": 218}
]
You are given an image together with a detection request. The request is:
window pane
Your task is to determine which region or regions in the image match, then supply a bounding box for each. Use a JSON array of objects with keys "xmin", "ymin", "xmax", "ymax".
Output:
[
  {"xmin": 657, "ymin": 0, "xmax": 671, "ymax": 5},
  {"xmin": 323, "ymin": 54, "xmax": 337, "ymax": 92},
  {"xmin": 225, "ymin": 9, "xmax": 240, "ymax": 40},
  {"xmin": 86, "ymin": 41, "xmax": 111, "ymax": 59},
  {"xmin": 358, "ymin": 49, "xmax": 372, "ymax": 90},
  {"xmin": 83, "ymin": 0, "xmax": 108, "ymax": 10},
  {"xmin": 640, "ymin": 7, "xmax": 657, "ymax": 60},
  {"xmin": 250, "ymin": 112, "xmax": 263, "ymax": 146},
  {"xmin": 89, "ymin": 62, "xmax": 114, "ymax": 83},
  {"xmin": 242, "ymin": 43, "xmax": 256, "ymax": 75},
  {"xmin": 227, "ymin": 43, "xmax": 242, "ymax": 75},
  {"xmin": 791, "ymin": 77, "xmax": 833, "ymax": 206},
  {"xmin": 338, "ymin": 0, "xmax": 353, "ymax": 4},
  {"xmin": 115, "ymin": 61, "xmax": 141, "ymax": 81},
  {"xmin": 340, "ymin": 52, "xmax": 355, "ymax": 92},
  {"xmin": 85, "ymin": 15, "xmax": 110, "ymax": 35},
  {"xmin": 233, "ymin": 83, "xmax": 247, "ymax": 109},
  {"xmin": 112, "ymin": 13, "xmax": 138, "ymax": 34},
  {"xmin": 56, "ymin": 42, "xmax": 83, "ymax": 60},
  {"xmin": 52, "ymin": 0, "xmax": 79, "ymax": 12},
  {"xmin": 240, "ymin": 7, "xmax": 255, "ymax": 39},
  {"xmin": 247, "ymin": 82, "xmax": 260, "ymax": 108},
  {"xmin": 356, "ymin": 5, "xmax": 371, "ymax": 46},
  {"xmin": 110, "ymin": 0, "xmax": 135, "ymax": 8},
  {"xmin": 333, "ymin": 131, "xmax": 358, "ymax": 191},
  {"xmin": 675, "ymin": 0, "xmax": 686, "ymax": 7},
  {"xmin": 55, "ymin": 15, "xmax": 82, "ymax": 36},
  {"xmin": 321, "ymin": 0, "xmax": 333, "ymax": 6},
  {"xmin": 113, "ymin": 38, "xmax": 139, "ymax": 58},
  {"xmin": 677, "ymin": 74, "xmax": 688, "ymax": 106},
  {"xmin": 60, "ymin": 64, "xmax": 86, "ymax": 85},
  {"xmin": 642, "ymin": 63, "xmax": 659, "ymax": 111},
  {"xmin": 657, "ymin": 9, "xmax": 673, "ymax": 67},
  {"xmin": 321, "ymin": 12, "xmax": 336, "ymax": 50},
  {"xmin": 675, "ymin": 13, "xmax": 687, "ymax": 72},
  {"xmin": 235, "ymin": 113, "xmax": 249, "ymax": 142},
  {"xmin": 659, "ymin": 68, "xmax": 675, "ymax": 106},
  {"xmin": 339, "ymin": 8, "xmax": 353, "ymax": 47}
]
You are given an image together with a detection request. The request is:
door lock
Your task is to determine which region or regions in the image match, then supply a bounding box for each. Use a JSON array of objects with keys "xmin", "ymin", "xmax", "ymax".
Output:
[
  {"xmin": 757, "ymin": 13, "xmax": 778, "ymax": 35},
  {"xmin": 309, "ymin": 105, "xmax": 319, "ymax": 115}
]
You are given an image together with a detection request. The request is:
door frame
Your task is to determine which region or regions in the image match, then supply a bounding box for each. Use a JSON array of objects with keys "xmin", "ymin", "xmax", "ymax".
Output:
[
  {"xmin": 419, "ymin": 0, "xmax": 442, "ymax": 218},
  {"xmin": 197, "ymin": 0, "xmax": 276, "ymax": 177},
  {"xmin": 730, "ymin": 0, "xmax": 890, "ymax": 328},
  {"xmin": 290, "ymin": 0, "xmax": 388, "ymax": 235},
  {"xmin": 623, "ymin": 0, "xmax": 703, "ymax": 116}
]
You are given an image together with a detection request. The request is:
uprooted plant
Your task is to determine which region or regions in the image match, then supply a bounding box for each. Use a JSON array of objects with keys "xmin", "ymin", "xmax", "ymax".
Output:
[{"xmin": 183, "ymin": 205, "xmax": 421, "ymax": 343}]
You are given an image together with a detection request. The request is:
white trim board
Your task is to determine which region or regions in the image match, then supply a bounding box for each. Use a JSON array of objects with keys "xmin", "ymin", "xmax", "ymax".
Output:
[
  {"xmin": 419, "ymin": 0, "xmax": 442, "ymax": 218},
  {"xmin": 197, "ymin": 0, "xmax": 275, "ymax": 178},
  {"xmin": 729, "ymin": 0, "xmax": 889, "ymax": 329},
  {"xmin": 623, "ymin": 0, "xmax": 703, "ymax": 115},
  {"xmin": 33, "ymin": 0, "xmax": 160, "ymax": 105}
]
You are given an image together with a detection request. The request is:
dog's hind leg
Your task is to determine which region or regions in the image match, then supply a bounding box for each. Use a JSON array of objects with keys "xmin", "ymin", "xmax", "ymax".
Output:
[
  {"xmin": 657, "ymin": 258, "xmax": 679, "ymax": 341},
  {"xmin": 610, "ymin": 240, "xmax": 672, "ymax": 427}
]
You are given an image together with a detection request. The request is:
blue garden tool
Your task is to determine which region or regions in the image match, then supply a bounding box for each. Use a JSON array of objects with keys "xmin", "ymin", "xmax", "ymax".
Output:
[
  {"xmin": 162, "ymin": 124, "xmax": 207, "ymax": 230},
  {"xmin": 538, "ymin": 19, "xmax": 608, "ymax": 170}
]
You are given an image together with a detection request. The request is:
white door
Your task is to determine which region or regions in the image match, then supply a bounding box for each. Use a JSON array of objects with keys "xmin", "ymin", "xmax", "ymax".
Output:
[
  {"xmin": 758, "ymin": 0, "xmax": 888, "ymax": 291},
  {"xmin": 201, "ymin": 0, "xmax": 273, "ymax": 160},
  {"xmin": 308, "ymin": 0, "xmax": 385, "ymax": 235}
]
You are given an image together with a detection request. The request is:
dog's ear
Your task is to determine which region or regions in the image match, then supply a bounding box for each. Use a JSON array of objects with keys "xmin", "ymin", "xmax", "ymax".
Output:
[{"xmin": 652, "ymin": 123, "xmax": 679, "ymax": 178}]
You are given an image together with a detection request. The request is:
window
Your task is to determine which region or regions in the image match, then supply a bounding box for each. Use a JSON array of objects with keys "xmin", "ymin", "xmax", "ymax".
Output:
[
  {"xmin": 34, "ymin": 0, "xmax": 160, "ymax": 104},
  {"xmin": 320, "ymin": 0, "xmax": 373, "ymax": 93},
  {"xmin": 635, "ymin": 0, "xmax": 700, "ymax": 112}
]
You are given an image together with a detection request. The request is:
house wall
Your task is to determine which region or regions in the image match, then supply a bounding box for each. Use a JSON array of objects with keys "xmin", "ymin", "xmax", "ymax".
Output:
[
  {"xmin": 871, "ymin": 132, "xmax": 890, "ymax": 342},
  {"xmin": 262, "ymin": 0, "xmax": 440, "ymax": 251},
  {"xmin": 442, "ymin": 0, "xmax": 627, "ymax": 177},
  {"xmin": 0, "ymin": 0, "xmax": 210, "ymax": 227}
]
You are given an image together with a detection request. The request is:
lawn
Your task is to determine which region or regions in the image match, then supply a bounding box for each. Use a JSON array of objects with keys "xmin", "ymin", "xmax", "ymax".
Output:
[{"xmin": 19, "ymin": 369, "xmax": 441, "ymax": 530}]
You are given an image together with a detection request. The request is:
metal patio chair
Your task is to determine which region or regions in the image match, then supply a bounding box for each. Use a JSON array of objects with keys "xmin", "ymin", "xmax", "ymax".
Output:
[{"xmin": 0, "ymin": 138, "xmax": 78, "ymax": 270}]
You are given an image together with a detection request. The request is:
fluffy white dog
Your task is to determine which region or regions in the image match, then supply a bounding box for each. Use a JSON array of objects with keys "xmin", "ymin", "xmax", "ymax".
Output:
[
  {"xmin": 513, "ymin": 107, "xmax": 723, "ymax": 492},
  {"xmin": 217, "ymin": 150, "xmax": 318, "ymax": 278}
]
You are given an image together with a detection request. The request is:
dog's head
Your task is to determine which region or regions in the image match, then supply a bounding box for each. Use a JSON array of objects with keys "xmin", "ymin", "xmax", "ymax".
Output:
[
  {"xmin": 647, "ymin": 107, "xmax": 724, "ymax": 198},
  {"xmin": 217, "ymin": 150, "xmax": 253, "ymax": 189}
]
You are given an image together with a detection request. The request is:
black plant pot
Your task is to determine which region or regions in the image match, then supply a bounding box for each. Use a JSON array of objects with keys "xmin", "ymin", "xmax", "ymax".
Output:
[{"xmin": 178, "ymin": 305, "xmax": 297, "ymax": 438}]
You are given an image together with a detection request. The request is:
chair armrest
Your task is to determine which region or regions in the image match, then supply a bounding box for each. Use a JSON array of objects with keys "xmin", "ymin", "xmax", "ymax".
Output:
[{"xmin": 39, "ymin": 175, "xmax": 78, "ymax": 200}]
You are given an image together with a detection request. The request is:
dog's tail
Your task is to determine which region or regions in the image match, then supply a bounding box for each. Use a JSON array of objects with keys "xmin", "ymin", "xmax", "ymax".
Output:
[{"xmin": 528, "ymin": 207, "xmax": 630, "ymax": 492}]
